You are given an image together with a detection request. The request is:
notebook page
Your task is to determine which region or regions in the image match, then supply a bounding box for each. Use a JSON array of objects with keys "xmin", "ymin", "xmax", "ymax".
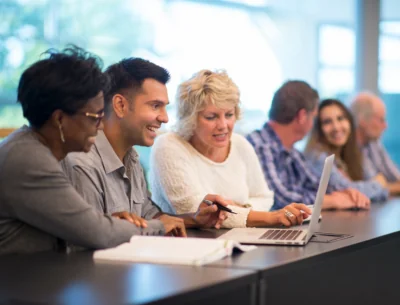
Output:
[{"xmin": 93, "ymin": 236, "xmax": 256, "ymax": 266}]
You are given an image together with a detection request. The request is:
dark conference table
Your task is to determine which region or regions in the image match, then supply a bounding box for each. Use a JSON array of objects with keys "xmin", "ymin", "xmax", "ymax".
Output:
[
  {"xmin": 0, "ymin": 251, "xmax": 258, "ymax": 305},
  {"xmin": 189, "ymin": 198, "xmax": 400, "ymax": 305},
  {"xmin": 1, "ymin": 199, "xmax": 400, "ymax": 305}
]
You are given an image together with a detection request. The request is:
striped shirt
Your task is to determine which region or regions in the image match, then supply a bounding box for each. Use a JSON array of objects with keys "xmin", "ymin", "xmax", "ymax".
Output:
[
  {"xmin": 246, "ymin": 123, "xmax": 340, "ymax": 210},
  {"xmin": 362, "ymin": 140, "xmax": 400, "ymax": 182}
]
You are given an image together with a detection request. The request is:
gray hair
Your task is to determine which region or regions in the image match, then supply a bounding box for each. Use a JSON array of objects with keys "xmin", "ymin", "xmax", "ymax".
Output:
[
  {"xmin": 175, "ymin": 69, "xmax": 241, "ymax": 140},
  {"xmin": 349, "ymin": 91, "xmax": 376, "ymax": 125}
]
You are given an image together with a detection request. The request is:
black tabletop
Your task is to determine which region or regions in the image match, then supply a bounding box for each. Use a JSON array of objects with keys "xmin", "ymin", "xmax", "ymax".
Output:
[
  {"xmin": 2, "ymin": 199, "xmax": 400, "ymax": 305},
  {"xmin": 0, "ymin": 251, "xmax": 257, "ymax": 305},
  {"xmin": 188, "ymin": 198, "xmax": 400, "ymax": 272}
]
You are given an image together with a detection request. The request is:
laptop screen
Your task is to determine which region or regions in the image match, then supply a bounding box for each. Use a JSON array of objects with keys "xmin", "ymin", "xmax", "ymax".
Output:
[{"xmin": 305, "ymin": 154, "xmax": 334, "ymax": 239}]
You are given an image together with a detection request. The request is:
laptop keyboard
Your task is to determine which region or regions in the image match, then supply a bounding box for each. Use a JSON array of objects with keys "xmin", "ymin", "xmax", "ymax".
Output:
[{"xmin": 259, "ymin": 229, "xmax": 303, "ymax": 241}]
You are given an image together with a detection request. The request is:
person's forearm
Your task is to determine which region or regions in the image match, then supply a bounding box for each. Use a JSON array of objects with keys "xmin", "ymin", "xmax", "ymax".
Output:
[
  {"xmin": 177, "ymin": 213, "xmax": 198, "ymax": 228},
  {"xmin": 155, "ymin": 212, "xmax": 198, "ymax": 228},
  {"xmin": 322, "ymin": 194, "xmax": 337, "ymax": 210},
  {"xmin": 246, "ymin": 210, "xmax": 271, "ymax": 227},
  {"xmin": 388, "ymin": 182, "xmax": 400, "ymax": 195}
]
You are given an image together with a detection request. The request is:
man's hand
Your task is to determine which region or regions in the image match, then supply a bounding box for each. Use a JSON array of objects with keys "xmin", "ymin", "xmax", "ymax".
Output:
[
  {"xmin": 193, "ymin": 194, "xmax": 229, "ymax": 229},
  {"xmin": 112, "ymin": 211, "xmax": 147, "ymax": 228},
  {"xmin": 157, "ymin": 214, "xmax": 187, "ymax": 237},
  {"xmin": 342, "ymin": 188, "xmax": 371, "ymax": 209}
]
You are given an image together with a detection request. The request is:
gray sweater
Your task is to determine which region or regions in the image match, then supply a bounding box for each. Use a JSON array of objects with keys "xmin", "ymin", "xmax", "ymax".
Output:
[{"xmin": 0, "ymin": 127, "xmax": 165, "ymax": 255}]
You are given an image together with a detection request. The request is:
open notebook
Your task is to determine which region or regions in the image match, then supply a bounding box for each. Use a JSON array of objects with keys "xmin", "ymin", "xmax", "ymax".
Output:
[{"xmin": 93, "ymin": 236, "xmax": 256, "ymax": 266}]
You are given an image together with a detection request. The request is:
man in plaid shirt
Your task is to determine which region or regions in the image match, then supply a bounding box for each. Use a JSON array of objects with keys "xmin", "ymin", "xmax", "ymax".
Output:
[{"xmin": 247, "ymin": 80, "xmax": 370, "ymax": 210}]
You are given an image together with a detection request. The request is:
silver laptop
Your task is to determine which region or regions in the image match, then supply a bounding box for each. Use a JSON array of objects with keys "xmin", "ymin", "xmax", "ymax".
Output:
[{"xmin": 218, "ymin": 154, "xmax": 334, "ymax": 246}]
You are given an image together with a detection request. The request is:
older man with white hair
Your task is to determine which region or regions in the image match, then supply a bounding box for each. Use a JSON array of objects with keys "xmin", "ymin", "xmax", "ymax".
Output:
[{"xmin": 350, "ymin": 92, "xmax": 400, "ymax": 195}]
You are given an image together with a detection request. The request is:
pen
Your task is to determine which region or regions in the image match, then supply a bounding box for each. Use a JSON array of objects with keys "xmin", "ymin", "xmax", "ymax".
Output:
[{"xmin": 203, "ymin": 199, "xmax": 237, "ymax": 214}]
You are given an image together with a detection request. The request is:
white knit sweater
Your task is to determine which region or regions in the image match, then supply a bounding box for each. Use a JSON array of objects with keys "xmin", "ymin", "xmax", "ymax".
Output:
[{"xmin": 149, "ymin": 132, "xmax": 274, "ymax": 228}]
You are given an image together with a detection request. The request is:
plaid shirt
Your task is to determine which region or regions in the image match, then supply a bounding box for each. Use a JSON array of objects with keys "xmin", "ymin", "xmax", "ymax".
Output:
[
  {"xmin": 246, "ymin": 123, "xmax": 339, "ymax": 210},
  {"xmin": 362, "ymin": 140, "xmax": 400, "ymax": 182}
]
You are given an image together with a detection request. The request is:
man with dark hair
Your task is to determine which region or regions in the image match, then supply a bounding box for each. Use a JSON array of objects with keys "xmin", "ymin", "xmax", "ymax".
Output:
[
  {"xmin": 1, "ymin": 46, "xmax": 176, "ymax": 255},
  {"xmin": 268, "ymin": 80, "xmax": 318, "ymax": 124},
  {"xmin": 62, "ymin": 58, "xmax": 227, "ymax": 234},
  {"xmin": 247, "ymin": 80, "xmax": 370, "ymax": 210}
]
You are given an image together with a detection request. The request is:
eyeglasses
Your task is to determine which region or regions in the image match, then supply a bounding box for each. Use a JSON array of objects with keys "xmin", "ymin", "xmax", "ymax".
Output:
[{"xmin": 77, "ymin": 111, "xmax": 105, "ymax": 127}]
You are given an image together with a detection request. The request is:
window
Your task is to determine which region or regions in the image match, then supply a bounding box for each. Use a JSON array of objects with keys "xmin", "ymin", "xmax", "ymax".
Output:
[
  {"xmin": 378, "ymin": 18, "xmax": 400, "ymax": 167},
  {"xmin": 317, "ymin": 24, "xmax": 355, "ymax": 99},
  {"xmin": 1, "ymin": 0, "xmax": 357, "ymax": 131},
  {"xmin": 379, "ymin": 21, "xmax": 400, "ymax": 93}
]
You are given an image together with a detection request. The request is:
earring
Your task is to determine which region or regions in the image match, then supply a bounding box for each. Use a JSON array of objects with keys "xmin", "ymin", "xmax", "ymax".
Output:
[{"xmin": 58, "ymin": 123, "xmax": 65, "ymax": 143}]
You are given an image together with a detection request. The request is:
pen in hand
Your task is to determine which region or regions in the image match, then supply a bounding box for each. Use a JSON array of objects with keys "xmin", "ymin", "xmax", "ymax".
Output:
[{"xmin": 203, "ymin": 199, "xmax": 237, "ymax": 214}]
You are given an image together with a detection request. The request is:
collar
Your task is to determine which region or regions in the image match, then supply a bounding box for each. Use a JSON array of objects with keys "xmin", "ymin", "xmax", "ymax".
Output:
[
  {"xmin": 261, "ymin": 122, "xmax": 290, "ymax": 155},
  {"xmin": 362, "ymin": 139, "xmax": 380, "ymax": 149},
  {"xmin": 94, "ymin": 131, "xmax": 139, "ymax": 174}
]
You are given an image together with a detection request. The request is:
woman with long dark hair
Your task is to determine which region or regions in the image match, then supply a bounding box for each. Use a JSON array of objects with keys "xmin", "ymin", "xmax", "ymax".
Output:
[{"xmin": 305, "ymin": 98, "xmax": 388, "ymax": 202}]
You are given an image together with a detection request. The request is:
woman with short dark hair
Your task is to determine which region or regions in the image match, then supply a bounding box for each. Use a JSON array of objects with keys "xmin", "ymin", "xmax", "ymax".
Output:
[{"xmin": 0, "ymin": 46, "xmax": 166, "ymax": 255}]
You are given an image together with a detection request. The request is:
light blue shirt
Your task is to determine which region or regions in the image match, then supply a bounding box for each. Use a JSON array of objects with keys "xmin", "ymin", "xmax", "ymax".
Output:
[
  {"xmin": 362, "ymin": 140, "xmax": 400, "ymax": 182},
  {"xmin": 305, "ymin": 150, "xmax": 389, "ymax": 202}
]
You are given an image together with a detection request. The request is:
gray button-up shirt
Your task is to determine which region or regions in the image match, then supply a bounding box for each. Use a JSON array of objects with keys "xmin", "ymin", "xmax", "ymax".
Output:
[
  {"xmin": 62, "ymin": 131, "xmax": 162, "ymax": 220},
  {"xmin": 0, "ymin": 127, "xmax": 164, "ymax": 256}
]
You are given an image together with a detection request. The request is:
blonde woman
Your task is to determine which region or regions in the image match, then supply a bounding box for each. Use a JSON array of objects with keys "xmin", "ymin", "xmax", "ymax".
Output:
[{"xmin": 149, "ymin": 70, "xmax": 311, "ymax": 228}]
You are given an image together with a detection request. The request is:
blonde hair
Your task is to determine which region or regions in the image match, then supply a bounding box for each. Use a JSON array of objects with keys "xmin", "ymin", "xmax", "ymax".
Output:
[{"xmin": 175, "ymin": 69, "xmax": 241, "ymax": 140}]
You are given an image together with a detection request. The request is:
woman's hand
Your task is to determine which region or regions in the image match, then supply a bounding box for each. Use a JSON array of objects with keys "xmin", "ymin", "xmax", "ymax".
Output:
[
  {"xmin": 374, "ymin": 173, "xmax": 388, "ymax": 188},
  {"xmin": 266, "ymin": 203, "xmax": 312, "ymax": 227},
  {"xmin": 193, "ymin": 194, "xmax": 229, "ymax": 229}
]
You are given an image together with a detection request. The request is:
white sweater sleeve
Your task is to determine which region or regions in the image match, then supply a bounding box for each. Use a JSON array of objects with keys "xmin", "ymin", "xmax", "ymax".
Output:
[
  {"xmin": 150, "ymin": 134, "xmax": 204, "ymax": 214},
  {"xmin": 237, "ymin": 135, "xmax": 274, "ymax": 211},
  {"xmin": 150, "ymin": 133, "xmax": 250, "ymax": 228}
]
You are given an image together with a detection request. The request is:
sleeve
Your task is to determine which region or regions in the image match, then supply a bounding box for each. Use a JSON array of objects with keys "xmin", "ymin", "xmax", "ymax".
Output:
[
  {"xmin": 240, "ymin": 137, "xmax": 274, "ymax": 211},
  {"xmin": 306, "ymin": 151, "xmax": 348, "ymax": 191},
  {"xmin": 150, "ymin": 135, "xmax": 205, "ymax": 215},
  {"xmin": 136, "ymin": 159, "xmax": 162, "ymax": 219},
  {"xmin": 142, "ymin": 189, "xmax": 162, "ymax": 220},
  {"xmin": 62, "ymin": 160, "xmax": 106, "ymax": 213},
  {"xmin": 149, "ymin": 134, "xmax": 250, "ymax": 228},
  {"xmin": 250, "ymin": 143, "xmax": 317, "ymax": 209},
  {"xmin": 362, "ymin": 148, "xmax": 379, "ymax": 180},
  {"xmin": 347, "ymin": 179, "xmax": 389, "ymax": 202},
  {"xmin": 1, "ymin": 147, "xmax": 165, "ymax": 250},
  {"xmin": 378, "ymin": 142, "xmax": 400, "ymax": 182},
  {"xmin": 307, "ymin": 151, "xmax": 389, "ymax": 202}
]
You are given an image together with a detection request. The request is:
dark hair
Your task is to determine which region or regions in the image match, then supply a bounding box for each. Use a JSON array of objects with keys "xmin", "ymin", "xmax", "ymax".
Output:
[
  {"xmin": 305, "ymin": 99, "xmax": 364, "ymax": 181},
  {"xmin": 17, "ymin": 45, "xmax": 109, "ymax": 128},
  {"xmin": 104, "ymin": 58, "xmax": 170, "ymax": 115},
  {"xmin": 269, "ymin": 80, "xmax": 319, "ymax": 124}
]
